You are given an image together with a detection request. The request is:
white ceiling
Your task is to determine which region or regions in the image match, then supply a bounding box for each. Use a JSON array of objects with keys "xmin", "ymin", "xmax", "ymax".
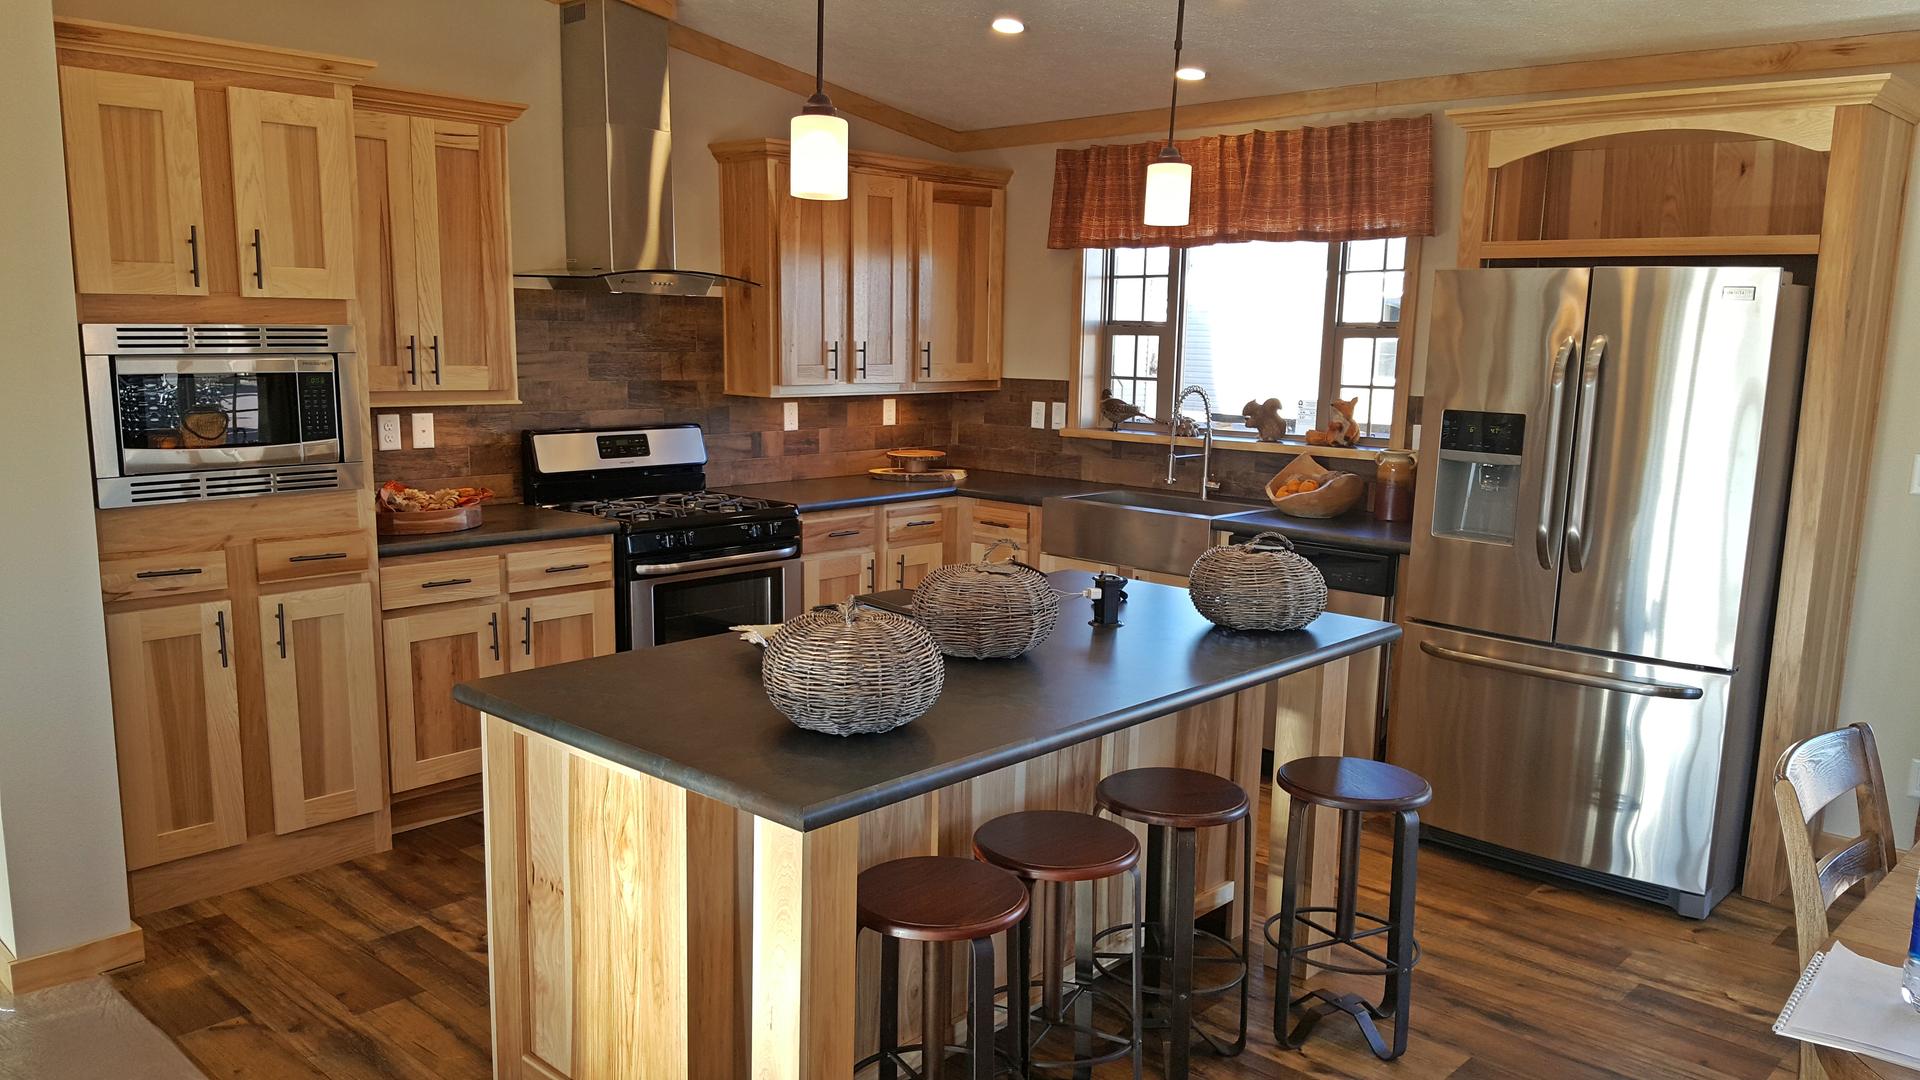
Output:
[{"xmin": 674, "ymin": 0, "xmax": 1920, "ymax": 131}]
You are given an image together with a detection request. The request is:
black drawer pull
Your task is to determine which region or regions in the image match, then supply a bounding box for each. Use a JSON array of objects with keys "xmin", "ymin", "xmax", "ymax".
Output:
[
  {"xmin": 545, "ymin": 564, "xmax": 590, "ymax": 574},
  {"xmin": 274, "ymin": 603, "xmax": 287, "ymax": 659},
  {"xmin": 214, "ymin": 609, "xmax": 228, "ymax": 668},
  {"xmin": 827, "ymin": 530, "xmax": 862, "ymax": 538},
  {"xmin": 905, "ymin": 520, "xmax": 937, "ymax": 528},
  {"xmin": 489, "ymin": 611, "xmax": 500, "ymax": 660},
  {"xmin": 980, "ymin": 520, "xmax": 1015, "ymax": 529},
  {"xmin": 423, "ymin": 578, "xmax": 473, "ymax": 588},
  {"xmin": 289, "ymin": 552, "xmax": 348, "ymax": 563},
  {"xmin": 251, "ymin": 229, "xmax": 264, "ymax": 289},
  {"xmin": 136, "ymin": 567, "xmax": 203, "ymax": 579},
  {"xmin": 187, "ymin": 224, "xmax": 200, "ymax": 287}
]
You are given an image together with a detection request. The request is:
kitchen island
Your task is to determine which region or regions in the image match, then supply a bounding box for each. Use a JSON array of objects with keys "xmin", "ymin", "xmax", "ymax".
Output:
[{"xmin": 455, "ymin": 574, "xmax": 1399, "ymax": 1080}]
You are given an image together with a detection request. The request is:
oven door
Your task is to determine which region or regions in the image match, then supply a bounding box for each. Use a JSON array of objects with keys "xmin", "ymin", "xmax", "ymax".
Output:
[
  {"xmin": 627, "ymin": 555, "xmax": 804, "ymax": 649},
  {"xmin": 89, "ymin": 355, "xmax": 342, "ymax": 476}
]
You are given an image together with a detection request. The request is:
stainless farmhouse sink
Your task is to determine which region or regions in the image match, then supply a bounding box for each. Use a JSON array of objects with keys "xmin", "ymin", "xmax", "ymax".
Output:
[{"xmin": 1040, "ymin": 490, "xmax": 1270, "ymax": 578}]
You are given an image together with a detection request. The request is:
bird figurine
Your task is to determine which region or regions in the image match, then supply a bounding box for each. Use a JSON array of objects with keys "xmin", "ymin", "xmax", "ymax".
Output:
[{"xmin": 1099, "ymin": 388, "xmax": 1160, "ymax": 429}]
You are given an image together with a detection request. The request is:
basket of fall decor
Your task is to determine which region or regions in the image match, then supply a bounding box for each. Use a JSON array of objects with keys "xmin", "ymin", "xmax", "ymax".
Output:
[
  {"xmin": 762, "ymin": 599, "xmax": 945, "ymax": 735},
  {"xmin": 910, "ymin": 540, "xmax": 1061, "ymax": 659},
  {"xmin": 1187, "ymin": 532, "xmax": 1328, "ymax": 631}
]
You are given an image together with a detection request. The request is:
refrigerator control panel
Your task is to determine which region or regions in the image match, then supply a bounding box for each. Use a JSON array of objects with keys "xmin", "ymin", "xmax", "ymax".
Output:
[{"xmin": 1439, "ymin": 410, "xmax": 1526, "ymax": 456}]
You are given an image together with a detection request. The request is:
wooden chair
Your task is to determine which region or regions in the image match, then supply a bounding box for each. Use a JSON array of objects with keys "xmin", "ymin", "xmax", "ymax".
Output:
[{"xmin": 1772, "ymin": 722, "xmax": 1899, "ymax": 1080}]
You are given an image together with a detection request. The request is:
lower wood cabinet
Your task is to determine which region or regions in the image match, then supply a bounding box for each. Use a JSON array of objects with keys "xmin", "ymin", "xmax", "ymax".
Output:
[
  {"xmin": 104, "ymin": 600, "xmax": 246, "ymax": 871},
  {"xmin": 383, "ymin": 601, "xmax": 503, "ymax": 792},
  {"xmin": 802, "ymin": 549, "xmax": 876, "ymax": 609},
  {"xmin": 883, "ymin": 540, "xmax": 944, "ymax": 591},
  {"xmin": 510, "ymin": 590, "xmax": 615, "ymax": 672},
  {"xmin": 258, "ymin": 583, "xmax": 384, "ymax": 834}
]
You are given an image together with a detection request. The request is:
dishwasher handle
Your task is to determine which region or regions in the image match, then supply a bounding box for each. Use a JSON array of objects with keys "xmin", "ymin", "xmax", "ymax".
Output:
[{"xmin": 1419, "ymin": 639, "xmax": 1702, "ymax": 699}]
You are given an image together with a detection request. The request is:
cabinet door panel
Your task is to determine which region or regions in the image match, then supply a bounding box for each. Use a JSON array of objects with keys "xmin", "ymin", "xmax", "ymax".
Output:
[
  {"xmin": 804, "ymin": 550, "xmax": 875, "ymax": 609},
  {"xmin": 915, "ymin": 181, "xmax": 1003, "ymax": 384},
  {"xmin": 850, "ymin": 171, "xmax": 911, "ymax": 384},
  {"xmin": 778, "ymin": 161, "xmax": 850, "ymax": 387},
  {"xmin": 385, "ymin": 602, "xmax": 504, "ymax": 790},
  {"xmin": 429, "ymin": 122, "xmax": 501, "ymax": 392},
  {"xmin": 105, "ymin": 601, "xmax": 245, "ymax": 869},
  {"xmin": 884, "ymin": 541, "xmax": 945, "ymax": 591},
  {"xmin": 353, "ymin": 109, "xmax": 424, "ymax": 392},
  {"xmin": 510, "ymin": 588, "xmax": 615, "ymax": 672},
  {"xmin": 258, "ymin": 583, "xmax": 383, "ymax": 834},
  {"xmin": 60, "ymin": 67, "xmax": 207, "ymax": 296},
  {"xmin": 229, "ymin": 86, "xmax": 356, "ymax": 299}
]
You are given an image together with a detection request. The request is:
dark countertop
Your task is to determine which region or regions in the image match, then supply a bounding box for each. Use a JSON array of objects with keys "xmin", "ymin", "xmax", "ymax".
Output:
[
  {"xmin": 453, "ymin": 572, "xmax": 1400, "ymax": 831},
  {"xmin": 729, "ymin": 470, "xmax": 1411, "ymax": 555},
  {"xmin": 376, "ymin": 503, "xmax": 617, "ymax": 559}
]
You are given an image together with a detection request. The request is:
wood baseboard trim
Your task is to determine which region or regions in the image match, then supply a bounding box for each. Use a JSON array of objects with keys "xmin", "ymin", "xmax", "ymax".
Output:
[
  {"xmin": 127, "ymin": 810, "xmax": 389, "ymax": 917},
  {"xmin": 392, "ymin": 775, "xmax": 484, "ymax": 834},
  {"xmin": 0, "ymin": 926, "xmax": 145, "ymax": 995}
]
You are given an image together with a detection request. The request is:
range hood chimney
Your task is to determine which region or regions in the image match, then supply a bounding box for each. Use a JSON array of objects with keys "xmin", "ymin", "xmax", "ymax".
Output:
[{"xmin": 518, "ymin": 0, "xmax": 756, "ymax": 297}]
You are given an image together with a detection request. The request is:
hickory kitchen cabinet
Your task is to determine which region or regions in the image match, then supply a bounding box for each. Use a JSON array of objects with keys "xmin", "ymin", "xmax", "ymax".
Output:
[
  {"xmin": 712, "ymin": 139, "xmax": 1009, "ymax": 398},
  {"xmin": 55, "ymin": 19, "xmax": 374, "ymax": 323},
  {"xmin": 352, "ymin": 85, "xmax": 526, "ymax": 405}
]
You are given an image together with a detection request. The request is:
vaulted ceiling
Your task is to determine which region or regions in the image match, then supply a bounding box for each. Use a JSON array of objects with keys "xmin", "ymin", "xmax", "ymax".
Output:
[{"xmin": 674, "ymin": 0, "xmax": 1920, "ymax": 131}]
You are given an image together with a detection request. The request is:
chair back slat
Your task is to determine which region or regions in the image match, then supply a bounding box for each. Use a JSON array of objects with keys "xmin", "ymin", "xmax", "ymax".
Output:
[
  {"xmin": 1779, "ymin": 727, "xmax": 1873, "ymax": 822},
  {"xmin": 1772, "ymin": 723, "xmax": 1897, "ymax": 971},
  {"xmin": 1818, "ymin": 835, "xmax": 1893, "ymax": 909}
]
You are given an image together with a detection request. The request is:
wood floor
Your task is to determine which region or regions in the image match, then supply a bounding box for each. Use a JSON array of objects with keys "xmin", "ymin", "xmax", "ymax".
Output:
[{"xmin": 111, "ymin": 790, "xmax": 1826, "ymax": 1080}]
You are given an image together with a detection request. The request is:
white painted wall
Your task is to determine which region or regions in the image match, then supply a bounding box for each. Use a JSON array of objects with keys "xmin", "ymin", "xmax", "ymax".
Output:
[{"xmin": 0, "ymin": 0, "xmax": 133, "ymax": 962}]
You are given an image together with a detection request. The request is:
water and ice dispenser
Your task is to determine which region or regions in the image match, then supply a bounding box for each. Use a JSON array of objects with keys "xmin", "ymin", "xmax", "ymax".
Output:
[{"xmin": 1430, "ymin": 410, "xmax": 1526, "ymax": 544}]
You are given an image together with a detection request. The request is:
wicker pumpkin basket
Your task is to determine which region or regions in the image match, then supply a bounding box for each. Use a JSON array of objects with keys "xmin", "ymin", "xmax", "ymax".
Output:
[
  {"xmin": 762, "ymin": 599, "xmax": 945, "ymax": 735},
  {"xmin": 1187, "ymin": 532, "xmax": 1328, "ymax": 631},
  {"xmin": 911, "ymin": 540, "xmax": 1061, "ymax": 659}
]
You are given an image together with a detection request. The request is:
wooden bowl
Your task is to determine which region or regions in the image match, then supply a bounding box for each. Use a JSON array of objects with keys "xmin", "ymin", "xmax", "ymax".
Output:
[
  {"xmin": 886, "ymin": 448, "xmax": 947, "ymax": 474},
  {"xmin": 1265, "ymin": 456, "xmax": 1368, "ymax": 519},
  {"xmin": 376, "ymin": 504, "xmax": 483, "ymax": 535}
]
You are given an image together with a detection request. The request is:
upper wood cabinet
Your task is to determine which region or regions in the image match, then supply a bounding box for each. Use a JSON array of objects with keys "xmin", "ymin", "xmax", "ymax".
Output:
[
  {"xmin": 227, "ymin": 86, "xmax": 357, "ymax": 299},
  {"xmin": 713, "ymin": 140, "xmax": 1009, "ymax": 397},
  {"xmin": 353, "ymin": 85, "xmax": 526, "ymax": 405}
]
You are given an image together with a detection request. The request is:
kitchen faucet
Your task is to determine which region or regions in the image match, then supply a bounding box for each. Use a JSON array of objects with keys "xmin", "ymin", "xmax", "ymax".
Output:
[{"xmin": 1167, "ymin": 384, "xmax": 1219, "ymax": 499}]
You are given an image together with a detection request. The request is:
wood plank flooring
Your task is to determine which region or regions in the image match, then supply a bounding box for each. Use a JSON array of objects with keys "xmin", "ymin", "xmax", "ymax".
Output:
[{"xmin": 111, "ymin": 785, "xmax": 1829, "ymax": 1080}]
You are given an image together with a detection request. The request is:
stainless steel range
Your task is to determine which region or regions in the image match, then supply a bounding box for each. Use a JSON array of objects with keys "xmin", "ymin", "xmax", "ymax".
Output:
[{"xmin": 522, "ymin": 426, "xmax": 802, "ymax": 649}]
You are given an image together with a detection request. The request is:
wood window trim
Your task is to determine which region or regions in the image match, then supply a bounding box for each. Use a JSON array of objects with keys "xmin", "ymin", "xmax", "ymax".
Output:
[{"xmin": 1068, "ymin": 237, "xmax": 1422, "ymax": 456}]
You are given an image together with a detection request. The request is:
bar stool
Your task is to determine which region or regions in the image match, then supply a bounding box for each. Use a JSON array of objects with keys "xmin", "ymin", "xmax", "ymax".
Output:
[
  {"xmin": 1093, "ymin": 767, "xmax": 1253, "ymax": 1080},
  {"xmin": 973, "ymin": 810, "xmax": 1144, "ymax": 1080},
  {"xmin": 1262, "ymin": 755, "xmax": 1431, "ymax": 1061},
  {"xmin": 857, "ymin": 856, "xmax": 1029, "ymax": 1080}
]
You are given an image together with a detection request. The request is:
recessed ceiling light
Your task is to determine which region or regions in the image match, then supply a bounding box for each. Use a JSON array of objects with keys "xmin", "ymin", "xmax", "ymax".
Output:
[
  {"xmin": 991, "ymin": 16, "xmax": 1025, "ymax": 34},
  {"xmin": 1176, "ymin": 66, "xmax": 1207, "ymax": 81}
]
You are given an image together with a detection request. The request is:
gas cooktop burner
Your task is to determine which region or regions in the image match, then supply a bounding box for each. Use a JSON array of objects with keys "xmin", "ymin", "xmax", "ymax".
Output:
[{"xmin": 568, "ymin": 491, "xmax": 780, "ymax": 524}]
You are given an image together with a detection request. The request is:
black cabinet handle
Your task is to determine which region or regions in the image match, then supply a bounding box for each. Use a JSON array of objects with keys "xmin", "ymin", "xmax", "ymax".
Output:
[
  {"xmin": 827, "ymin": 530, "xmax": 861, "ymax": 538},
  {"xmin": 545, "ymin": 564, "xmax": 589, "ymax": 574},
  {"xmin": 431, "ymin": 335, "xmax": 441, "ymax": 383},
  {"xmin": 135, "ymin": 567, "xmax": 203, "ymax": 579},
  {"xmin": 896, "ymin": 555, "xmax": 906, "ymax": 588},
  {"xmin": 406, "ymin": 335, "xmax": 418, "ymax": 386},
  {"xmin": 251, "ymin": 229, "xmax": 264, "ymax": 289},
  {"xmin": 187, "ymin": 224, "xmax": 200, "ymax": 287},
  {"xmin": 867, "ymin": 559, "xmax": 876, "ymax": 592},
  {"xmin": 522, "ymin": 606, "xmax": 532, "ymax": 655},
  {"xmin": 857, "ymin": 341, "xmax": 867, "ymax": 379},
  {"xmin": 827, "ymin": 340, "xmax": 839, "ymax": 378},
  {"xmin": 980, "ymin": 520, "xmax": 1014, "ymax": 529},
  {"xmin": 921, "ymin": 342, "xmax": 932, "ymax": 376},
  {"xmin": 905, "ymin": 520, "xmax": 936, "ymax": 528},
  {"xmin": 289, "ymin": 552, "xmax": 348, "ymax": 563},
  {"xmin": 423, "ymin": 578, "xmax": 472, "ymax": 589},
  {"xmin": 489, "ymin": 611, "xmax": 500, "ymax": 660},
  {"xmin": 215, "ymin": 609, "xmax": 228, "ymax": 668},
  {"xmin": 274, "ymin": 603, "xmax": 287, "ymax": 659}
]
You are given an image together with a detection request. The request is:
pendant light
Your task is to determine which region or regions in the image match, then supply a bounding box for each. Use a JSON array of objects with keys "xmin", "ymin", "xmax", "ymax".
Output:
[
  {"xmin": 790, "ymin": 0, "xmax": 849, "ymax": 201},
  {"xmin": 1142, "ymin": 0, "xmax": 1192, "ymax": 227}
]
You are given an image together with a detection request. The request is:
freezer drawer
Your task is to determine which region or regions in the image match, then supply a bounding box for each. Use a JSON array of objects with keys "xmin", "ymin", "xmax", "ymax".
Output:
[{"xmin": 1388, "ymin": 623, "xmax": 1730, "ymax": 896}]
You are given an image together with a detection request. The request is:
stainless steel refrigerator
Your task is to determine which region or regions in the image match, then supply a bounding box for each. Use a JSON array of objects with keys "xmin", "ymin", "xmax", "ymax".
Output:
[{"xmin": 1391, "ymin": 266, "xmax": 1808, "ymax": 917}]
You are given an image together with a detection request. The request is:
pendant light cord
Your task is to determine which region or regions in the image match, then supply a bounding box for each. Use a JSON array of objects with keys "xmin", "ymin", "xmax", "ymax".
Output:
[
  {"xmin": 815, "ymin": 0, "xmax": 826, "ymax": 95},
  {"xmin": 1166, "ymin": 0, "xmax": 1186, "ymax": 144}
]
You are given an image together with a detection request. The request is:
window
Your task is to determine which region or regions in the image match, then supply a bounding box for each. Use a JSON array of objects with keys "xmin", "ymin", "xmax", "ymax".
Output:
[{"xmin": 1089, "ymin": 238, "xmax": 1412, "ymax": 444}]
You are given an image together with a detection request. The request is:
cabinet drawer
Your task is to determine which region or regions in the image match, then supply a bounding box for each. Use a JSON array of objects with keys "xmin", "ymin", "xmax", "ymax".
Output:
[
  {"xmin": 380, "ymin": 554, "xmax": 503, "ymax": 610},
  {"xmin": 885, "ymin": 504, "xmax": 947, "ymax": 544},
  {"xmin": 803, "ymin": 508, "xmax": 879, "ymax": 553},
  {"xmin": 506, "ymin": 541, "xmax": 613, "ymax": 593},
  {"xmin": 968, "ymin": 505, "xmax": 1029, "ymax": 547},
  {"xmin": 101, "ymin": 550, "xmax": 229, "ymax": 603},
  {"xmin": 256, "ymin": 532, "xmax": 372, "ymax": 583}
]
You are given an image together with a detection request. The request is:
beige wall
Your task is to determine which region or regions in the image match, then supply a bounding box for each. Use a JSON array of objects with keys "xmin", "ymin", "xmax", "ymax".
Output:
[{"xmin": 0, "ymin": 0, "xmax": 132, "ymax": 961}]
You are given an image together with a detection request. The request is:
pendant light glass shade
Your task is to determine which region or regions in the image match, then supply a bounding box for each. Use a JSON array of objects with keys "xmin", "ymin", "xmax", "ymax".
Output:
[
  {"xmin": 1144, "ymin": 148, "xmax": 1191, "ymax": 226},
  {"xmin": 791, "ymin": 96, "xmax": 849, "ymax": 201}
]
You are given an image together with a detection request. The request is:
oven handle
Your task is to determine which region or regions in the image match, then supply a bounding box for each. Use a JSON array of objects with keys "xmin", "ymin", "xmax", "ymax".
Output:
[{"xmin": 628, "ymin": 545, "xmax": 800, "ymax": 577}]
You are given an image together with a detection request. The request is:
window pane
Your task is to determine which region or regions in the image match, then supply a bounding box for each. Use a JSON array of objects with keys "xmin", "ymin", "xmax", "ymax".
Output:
[
  {"xmin": 1382, "ymin": 271, "xmax": 1404, "ymax": 322},
  {"xmin": 1369, "ymin": 388, "xmax": 1395, "ymax": 438},
  {"xmin": 1113, "ymin": 247, "xmax": 1145, "ymax": 276},
  {"xmin": 1374, "ymin": 338, "xmax": 1398, "ymax": 385},
  {"xmin": 1347, "ymin": 238, "xmax": 1386, "ymax": 272},
  {"xmin": 1341, "ymin": 272, "xmax": 1385, "ymax": 324},
  {"xmin": 1139, "ymin": 335, "xmax": 1159, "ymax": 376},
  {"xmin": 1112, "ymin": 334, "xmax": 1137, "ymax": 377},
  {"xmin": 1179, "ymin": 240, "xmax": 1328, "ymax": 431},
  {"xmin": 1113, "ymin": 278, "xmax": 1144, "ymax": 322},
  {"xmin": 1144, "ymin": 246, "xmax": 1170, "ymax": 274},
  {"xmin": 1144, "ymin": 276, "xmax": 1169, "ymax": 323},
  {"xmin": 1386, "ymin": 236, "xmax": 1406, "ymax": 270},
  {"xmin": 1341, "ymin": 338, "xmax": 1375, "ymax": 384}
]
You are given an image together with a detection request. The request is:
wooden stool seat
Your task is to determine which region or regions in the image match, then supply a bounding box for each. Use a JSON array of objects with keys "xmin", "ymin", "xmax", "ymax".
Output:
[
  {"xmin": 1096, "ymin": 766, "xmax": 1249, "ymax": 828},
  {"xmin": 973, "ymin": 810, "xmax": 1141, "ymax": 882},
  {"xmin": 857, "ymin": 856, "xmax": 1029, "ymax": 942},
  {"xmin": 1276, "ymin": 756, "xmax": 1432, "ymax": 813}
]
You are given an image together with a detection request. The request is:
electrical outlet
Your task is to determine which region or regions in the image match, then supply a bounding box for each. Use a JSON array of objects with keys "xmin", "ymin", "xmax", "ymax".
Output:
[
  {"xmin": 1051, "ymin": 402, "xmax": 1067, "ymax": 430},
  {"xmin": 883, "ymin": 398, "xmax": 897, "ymax": 425},
  {"xmin": 410, "ymin": 412, "xmax": 434, "ymax": 449},
  {"xmin": 1907, "ymin": 759, "xmax": 1920, "ymax": 799},
  {"xmin": 377, "ymin": 414, "xmax": 402, "ymax": 451},
  {"xmin": 783, "ymin": 401, "xmax": 799, "ymax": 431},
  {"xmin": 1030, "ymin": 401, "xmax": 1046, "ymax": 429}
]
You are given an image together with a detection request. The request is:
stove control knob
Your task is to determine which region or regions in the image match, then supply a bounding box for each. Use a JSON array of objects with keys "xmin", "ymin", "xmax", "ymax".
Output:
[
  {"xmin": 659, "ymin": 534, "xmax": 675, "ymax": 548},
  {"xmin": 746, "ymin": 523, "xmax": 763, "ymax": 539},
  {"xmin": 681, "ymin": 531, "xmax": 696, "ymax": 548}
]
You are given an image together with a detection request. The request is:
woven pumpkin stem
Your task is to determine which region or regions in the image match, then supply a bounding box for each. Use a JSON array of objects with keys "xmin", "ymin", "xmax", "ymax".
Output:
[
  {"xmin": 839, "ymin": 597, "xmax": 859, "ymax": 626},
  {"xmin": 981, "ymin": 538, "xmax": 1021, "ymax": 563},
  {"xmin": 1244, "ymin": 530, "xmax": 1296, "ymax": 553}
]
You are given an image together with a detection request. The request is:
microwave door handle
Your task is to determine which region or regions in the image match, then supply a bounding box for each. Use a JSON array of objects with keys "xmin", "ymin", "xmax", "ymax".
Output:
[
  {"xmin": 1535, "ymin": 336, "xmax": 1577, "ymax": 571},
  {"xmin": 1563, "ymin": 334, "xmax": 1606, "ymax": 574},
  {"xmin": 1419, "ymin": 640, "xmax": 1702, "ymax": 699}
]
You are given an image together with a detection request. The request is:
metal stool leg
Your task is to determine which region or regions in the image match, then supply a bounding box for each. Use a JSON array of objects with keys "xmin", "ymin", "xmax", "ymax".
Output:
[
  {"xmin": 879, "ymin": 935, "xmax": 900, "ymax": 1080},
  {"xmin": 1165, "ymin": 826, "xmax": 1197, "ymax": 1079},
  {"xmin": 1128, "ymin": 864, "xmax": 1144, "ymax": 1080},
  {"xmin": 924, "ymin": 940, "xmax": 949, "ymax": 1076},
  {"xmin": 1071, "ymin": 879, "xmax": 1094, "ymax": 1080},
  {"xmin": 967, "ymin": 935, "xmax": 996, "ymax": 1080},
  {"xmin": 1272, "ymin": 794, "xmax": 1309, "ymax": 1040},
  {"xmin": 1382, "ymin": 810, "xmax": 1420, "ymax": 1057},
  {"xmin": 1009, "ymin": 880, "xmax": 1033, "ymax": 1074}
]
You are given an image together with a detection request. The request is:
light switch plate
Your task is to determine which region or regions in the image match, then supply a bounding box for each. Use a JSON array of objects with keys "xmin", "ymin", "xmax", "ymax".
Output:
[
  {"xmin": 883, "ymin": 398, "xmax": 897, "ymax": 425},
  {"xmin": 377, "ymin": 414, "xmax": 402, "ymax": 451},
  {"xmin": 1050, "ymin": 402, "xmax": 1067, "ymax": 430},
  {"xmin": 1908, "ymin": 759, "xmax": 1920, "ymax": 799},
  {"xmin": 1031, "ymin": 401, "xmax": 1046, "ymax": 429},
  {"xmin": 783, "ymin": 401, "xmax": 799, "ymax": 431},
  {"xmin": 410, "ymin": 412, "xmax": 434, "ymax": 449}
]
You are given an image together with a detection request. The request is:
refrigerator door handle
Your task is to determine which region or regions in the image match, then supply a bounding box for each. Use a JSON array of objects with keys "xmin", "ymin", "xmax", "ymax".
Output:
[
  {"xmin": 1563, "ymin": 334, "xmax": 1607, "ymax": 573},
  {"xmin": 1419, "ymin": 639, "xmax": 1703, "ymax": 699},
  {"xmin": 1535, "ymin": 335, "xmax": 1578, "ymax": 570}
]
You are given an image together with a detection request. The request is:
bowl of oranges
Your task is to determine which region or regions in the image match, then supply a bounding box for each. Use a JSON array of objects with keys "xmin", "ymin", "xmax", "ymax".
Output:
[{"xmin": 1265, "ymin": 456, "xmax": 1368, "ymax": 519}]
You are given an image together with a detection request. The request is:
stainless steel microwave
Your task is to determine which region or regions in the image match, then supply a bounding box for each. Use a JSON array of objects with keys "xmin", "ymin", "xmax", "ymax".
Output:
[{"xmin": 82, "ymin": 324, "xmax": 367, "ymax": 508}]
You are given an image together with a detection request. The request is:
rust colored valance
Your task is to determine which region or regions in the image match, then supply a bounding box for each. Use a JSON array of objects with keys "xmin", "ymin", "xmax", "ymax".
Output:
[{"xmin": 1047, "ymin": 114, "xmax": 1434, "ymax": 249}]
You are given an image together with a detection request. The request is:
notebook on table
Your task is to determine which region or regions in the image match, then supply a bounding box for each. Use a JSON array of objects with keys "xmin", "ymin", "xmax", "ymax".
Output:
[{"xmin": 1775, "ymin": 943, "xmax": 1920, "ymax": 1070}]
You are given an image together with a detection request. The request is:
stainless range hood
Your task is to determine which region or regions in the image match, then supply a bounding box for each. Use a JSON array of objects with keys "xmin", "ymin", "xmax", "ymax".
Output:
[{"xmin": 517, "ymin": 0, "xmax": 756, "ymax": 297}]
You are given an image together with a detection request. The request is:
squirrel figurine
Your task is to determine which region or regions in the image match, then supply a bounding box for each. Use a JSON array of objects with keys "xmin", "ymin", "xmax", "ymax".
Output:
[
  {"xmin": 1241, "ymin": 398, "xmax": 1289, "ymax": 442},
  {"xmin": 1304, "ymin": 397, "xmax": 1359, "ymax": 448}
]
